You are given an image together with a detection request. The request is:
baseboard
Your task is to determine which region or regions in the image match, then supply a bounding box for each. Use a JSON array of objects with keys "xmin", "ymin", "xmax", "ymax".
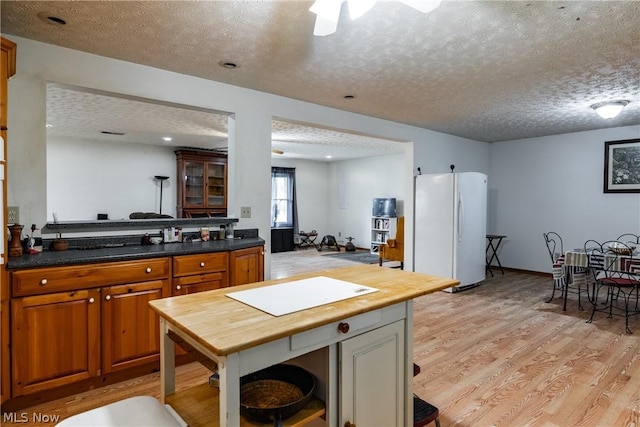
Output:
[{"xmin": 499, "ymin": 267, "xmax": 550, "ymax": 277}]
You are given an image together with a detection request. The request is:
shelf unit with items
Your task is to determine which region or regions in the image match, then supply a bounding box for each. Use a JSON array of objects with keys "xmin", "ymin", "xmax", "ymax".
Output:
[{"xmin": 370, "ymin": 216, "xmax": 397, "ymax": 254}]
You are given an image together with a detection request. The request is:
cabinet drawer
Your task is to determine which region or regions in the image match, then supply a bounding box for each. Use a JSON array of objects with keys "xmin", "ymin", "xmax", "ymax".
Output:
[
  {"xmin": 289, "ymin": 303, "xmax": 406, "ymax": 352},
  {"xmin": 12, "ymin": 258, "xmax": 170, "ymax": 297},
  {"xmin": 173, "ymin": 252, "xmax": 228, "ymax": 277},
  {"xmin": 173, "ymin": 272, "xmax": 228, "ymax": 295}
]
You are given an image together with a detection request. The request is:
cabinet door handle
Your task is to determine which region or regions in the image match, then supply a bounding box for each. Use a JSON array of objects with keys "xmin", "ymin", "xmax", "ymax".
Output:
[
  {"xmin": 88, "ymin": 297, "xmax": 95, "ymax": 304},
  {"xmin": 146, "ymin": 267, "xmax": 152, "ymax": 273},
  {"xmin": 40, "ymin": 278, "xmax": 48, "ymax": 286},
  {"xmin": 105, "ymin": 295, "xmax": 111, "ymax": 301},
  {"xmin": 338, "ymin": 322, "xmax": 350, "ymax": 334},
  {"xmin": 344, "ymin": 422, "xmax": 356, "ymax": 427},
  {"xmin": 176, "ymin": 285, "xmax": 181, "ymax": 290},
  {"xmin": 200, "ymin": 262, "xmax": 205, "ymax": 267}
]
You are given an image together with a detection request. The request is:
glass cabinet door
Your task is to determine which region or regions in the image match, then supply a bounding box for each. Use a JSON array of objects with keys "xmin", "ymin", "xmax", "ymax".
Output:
[
  {"xmin": 184, "ymin": 160, "xmax": 204, "ymax": 207},
  {"xmin": 206, "ymin": 161, "xmax": 226, "ymax": 208}
]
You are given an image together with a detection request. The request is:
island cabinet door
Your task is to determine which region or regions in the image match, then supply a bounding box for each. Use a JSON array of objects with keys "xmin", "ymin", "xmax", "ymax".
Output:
[
  {"xmin": 11, "ymin": 288, "xmax": 101, "ymax": 396},
  {"xmin": 101, "ymin": 280, "xmax": 167, "ymax": 374},
  {"xmin": 229, "ymin": 246, "xmax": 265, "ymax": 286},
  {"xmin": 339, "ymin": 320, "xmax": 405, "ymax": 427}
]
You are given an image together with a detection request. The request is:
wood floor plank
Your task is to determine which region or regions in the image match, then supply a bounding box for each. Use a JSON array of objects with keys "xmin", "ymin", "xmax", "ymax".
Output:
[{"xmin": 4, "ymin": 252, "xmax": 639, "ymax": 426}]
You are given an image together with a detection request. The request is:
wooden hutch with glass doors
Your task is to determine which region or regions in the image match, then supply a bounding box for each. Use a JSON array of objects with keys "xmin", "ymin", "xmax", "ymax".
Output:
[{"xmin": 175, "ymin": 149, "xmax": 227, "ymax": 218}]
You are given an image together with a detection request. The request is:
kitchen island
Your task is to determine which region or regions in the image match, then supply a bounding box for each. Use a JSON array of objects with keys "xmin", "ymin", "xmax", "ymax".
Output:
[{"xmin": 150, "ymin": 264, "xmax": 458, "ymax": 427}]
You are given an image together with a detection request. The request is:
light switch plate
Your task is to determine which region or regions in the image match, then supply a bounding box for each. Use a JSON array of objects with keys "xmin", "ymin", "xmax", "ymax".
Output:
[
  {"xmin": 240, "ymin": 206, "xmax": 251, "ymax": 218},
  {"xmin": 8, "ymin": 206, "xmax": 19, "ymax": 224}
]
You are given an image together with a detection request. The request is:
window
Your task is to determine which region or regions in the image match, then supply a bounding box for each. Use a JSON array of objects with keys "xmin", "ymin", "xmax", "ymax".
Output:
[{"xmin": 271, "ymin": 167, "xmax": 295, "ymax": 228}]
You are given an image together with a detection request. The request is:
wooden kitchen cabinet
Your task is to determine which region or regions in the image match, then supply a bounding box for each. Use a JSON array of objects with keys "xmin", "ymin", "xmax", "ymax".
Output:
[
  {"xmin": 172, "ymin": 252, "xmax": 228, "ymax": 296},
  {"xmin": 176, "ymin": 149, "xmax": 227, "ymax": 218},
  {"xmin": 229, "ymin": 246, "xmax": 264, "ymax": 286},
  {"xmin": 1, "ymin": 36, "xmax": 17, "ymax": 404},
  {"xmin": 171, "ymin": 252, "xmax": 228, "ymax": 357},
  {"xmin": 101, "ymin": 280, "xmax": 168, "ymax": 374},
  {"xmin": 10, "ymin": 257, "xmax": 171, "ymax": 397},
  {"xmin": 11, "ymin": 288, "xmax": 101, "ymax": 396}
]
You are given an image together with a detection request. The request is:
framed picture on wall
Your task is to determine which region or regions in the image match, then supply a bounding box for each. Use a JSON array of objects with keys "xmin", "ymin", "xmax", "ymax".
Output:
[{"xmin": 604, "ymin": 138, "xmax": 640, "ymax": 193}]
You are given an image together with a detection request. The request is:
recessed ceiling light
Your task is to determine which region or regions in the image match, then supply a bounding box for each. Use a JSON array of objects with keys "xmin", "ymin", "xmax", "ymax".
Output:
[
  {"xmin": 37, "ymin": 12, "xmax": 66, "ymax": 25},
  {"xmin": 218, "ymin": 61, "xmax": 238, "ymax": 69},
  {"xmin": 326, "ymin": 155, "xmax": 332, "ymax": 159},
  {"xmin": 45, "ymin": 123, "xmax": 52, "ymax": 128},
  {"xmin": 163, "ymin": 136, "xmax": 173, "ymax": 142}
]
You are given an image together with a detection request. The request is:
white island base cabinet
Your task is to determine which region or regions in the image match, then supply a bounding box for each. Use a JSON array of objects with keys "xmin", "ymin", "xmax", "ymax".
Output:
[
  {"xmin": 150, "ymin": 264, "xmax": 458, "ymax": 427},
  {"xmin": 159, "ymin": 303, "xmax": 412, "ymax": 427},
  {"xmin": 340, "ymin": 320, "xmax": 405, "ymax": 427}
]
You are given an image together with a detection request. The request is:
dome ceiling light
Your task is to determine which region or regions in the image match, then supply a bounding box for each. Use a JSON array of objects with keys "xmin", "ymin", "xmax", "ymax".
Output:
[
  {"xmin": 310, "ymin": 0, "xmax": 442, "ymax": 36},
  {"xmin": 591, "ymin": 100, "xmax": 630, "ymax": 119}
]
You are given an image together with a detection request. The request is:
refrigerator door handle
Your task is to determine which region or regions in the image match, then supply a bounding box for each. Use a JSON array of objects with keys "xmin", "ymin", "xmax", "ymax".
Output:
[{"xmin": 458, "ymin": 192, "xmax": 464, "ymax": 241}]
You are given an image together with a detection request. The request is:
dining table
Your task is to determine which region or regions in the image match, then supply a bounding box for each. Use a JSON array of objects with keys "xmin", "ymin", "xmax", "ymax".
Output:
[{"xmin": 557, "ymin": 246, "xmax": 638, "ymax": 310}]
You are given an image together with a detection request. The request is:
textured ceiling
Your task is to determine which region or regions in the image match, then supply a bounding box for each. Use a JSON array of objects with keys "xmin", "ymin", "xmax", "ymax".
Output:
[
  {"xmin": 45, "ymin": 83, "xmax": 405, "ymax": 161},
  {"xmin": 2, "ymin": 0, "xmax": 640, "ymax": 158}
]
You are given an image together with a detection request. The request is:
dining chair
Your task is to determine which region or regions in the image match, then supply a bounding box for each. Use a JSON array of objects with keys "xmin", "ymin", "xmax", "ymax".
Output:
[
  {"xmin": 585, "ymin": 240, "xmax": 640, "ymax": 334},
  {"xmin": 543, "ymin": 232, "xmax": 588, "ymax": 310},
  {"xmin": 543, "ymin": 232, "xmax": 565, "ymax": 302},
  {"xmin": 617, "ymin": 233, "xmax": 640, "ymax": 245}
]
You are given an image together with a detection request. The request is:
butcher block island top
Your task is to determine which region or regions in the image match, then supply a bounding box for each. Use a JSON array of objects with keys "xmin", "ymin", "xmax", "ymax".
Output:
[
  {"xmin": 149, "ymin": 264, "xmax": 458, "ymax": 356},
  {"xmin": 149, "ymin": 264, "xmax": 459, "ymax": 427}
]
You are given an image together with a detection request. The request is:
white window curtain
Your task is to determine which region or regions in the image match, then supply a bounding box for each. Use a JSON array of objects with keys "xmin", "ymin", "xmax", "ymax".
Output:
[{"xmin": 271, "ymin": 167, "xmax": 298, "ymax": 235}]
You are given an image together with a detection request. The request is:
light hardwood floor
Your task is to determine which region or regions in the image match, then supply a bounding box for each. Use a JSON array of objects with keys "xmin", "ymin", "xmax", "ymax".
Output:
[{"xmin": 4, "ymin": 249, "xmax": 639, "ymax": 426}]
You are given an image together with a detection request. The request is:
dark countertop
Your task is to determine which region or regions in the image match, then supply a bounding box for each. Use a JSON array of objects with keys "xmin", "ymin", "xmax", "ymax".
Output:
[{"xmin": 6, "ymin": 237, "xmax": 265, "ymax": 270}]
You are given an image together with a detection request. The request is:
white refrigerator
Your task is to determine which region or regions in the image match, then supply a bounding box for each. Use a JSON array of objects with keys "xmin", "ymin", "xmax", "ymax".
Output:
[{"xmin": 414, "ymin": 172, "xmax": 487, "ymax": 292}]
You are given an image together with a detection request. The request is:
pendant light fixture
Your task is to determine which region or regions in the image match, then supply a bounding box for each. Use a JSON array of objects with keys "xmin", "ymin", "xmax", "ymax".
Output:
[{"xmin": 591, "ymin": 100, "xmax": 630, "ymax": 119}]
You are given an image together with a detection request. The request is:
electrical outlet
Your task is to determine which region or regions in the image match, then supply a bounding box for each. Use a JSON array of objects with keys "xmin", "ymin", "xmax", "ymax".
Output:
[
  {"xmin": 338, "ymin": 231, "xmax": 341, "ymax": 237},
  {"xmin": 8, "ymin": 206, "xmax": 19, "ymax": 224},
  {"xmin": 240, "ymin": 206, "xmax": 251, "ymax": 218}
]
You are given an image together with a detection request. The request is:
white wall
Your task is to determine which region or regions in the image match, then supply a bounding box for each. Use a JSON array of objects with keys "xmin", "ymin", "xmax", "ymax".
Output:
[
  {"xmin": 47, "ymin": 137, "xmax": 177, "ymax": 221},
  {"xmin": 328, "ymin": 153, "xmax": 406, "ymax": 250},
  {"xmin": 490, "ymin": 125, "xmax": 640, "ymax": 273}
]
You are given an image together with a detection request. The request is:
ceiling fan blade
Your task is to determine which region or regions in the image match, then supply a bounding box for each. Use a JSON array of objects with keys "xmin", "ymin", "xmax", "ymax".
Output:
[
  {"xmin": 313, "ymin": 15, "xmax": 340, "ymax": 36},
  {"xmin": 347, "ymin": 0, "xmax": 376, "ymax": 20},
  {"xmin": 310, "ymin": 0, "xmax": 343, "ymax": 36},
  {"xmin": 398, "ymin": 0, "xmax": 442, "ymax": 14}
]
